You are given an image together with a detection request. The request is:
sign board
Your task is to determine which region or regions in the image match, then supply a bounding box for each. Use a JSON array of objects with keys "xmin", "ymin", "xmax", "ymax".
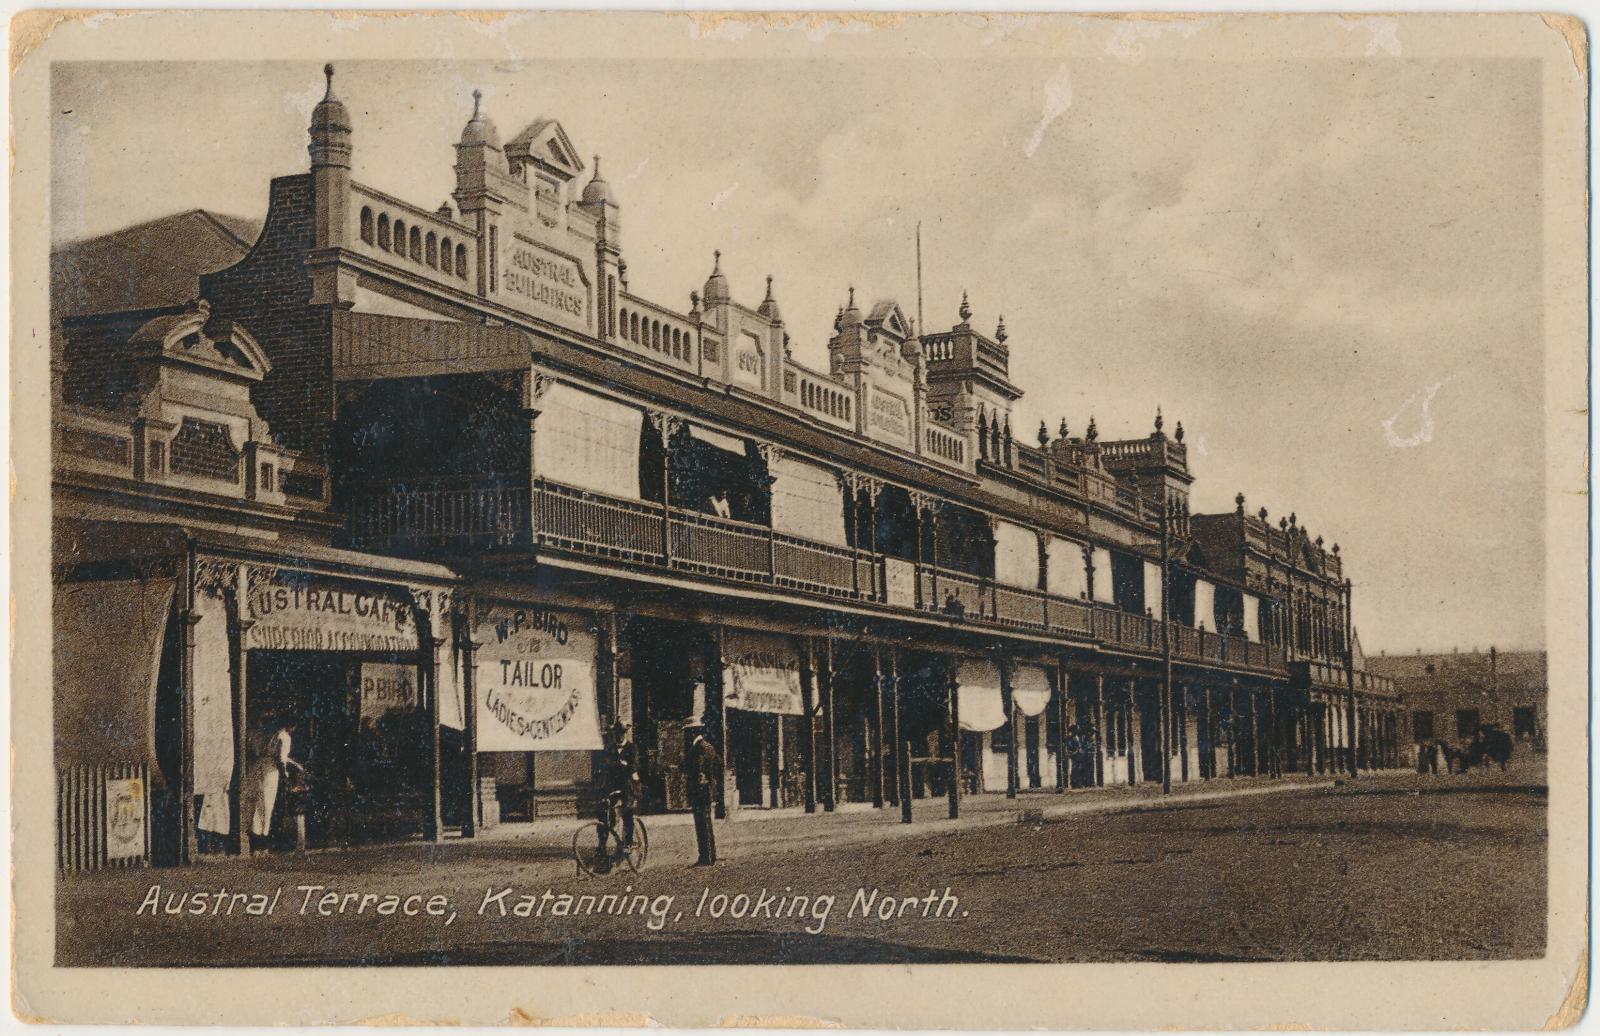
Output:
[
  {"xmin": 866, "ymin": 385, "xmax": 912, "ymax": 447},
  {"xmin": 498, "ymin": 235, "xmax": 588, "ymax": 331},
  {"xmin": 105, "ymin": 777, "xmax": 146, "ymax": 860},
  {"xmin": 245, "ymin": 574, "xmax": 420, "ymax": 654},
  {"xmin": 475, "ymin": 605, "xmax": 602, "ymax": 752},
  {"xmin": 359, "ymin": 662, "xmax": 419, "ymax": 721},
  {"xmin": 884, "ymin": 557, "xmax": 917, "ymax": 609},
  {"xmin": 722, "ymin": 631, "xmax": 803, "ymax": 715}
]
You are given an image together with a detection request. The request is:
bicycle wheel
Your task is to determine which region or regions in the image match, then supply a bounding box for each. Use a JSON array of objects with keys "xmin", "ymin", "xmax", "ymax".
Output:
[
  {"xmin": 572, "ymin": 821, "xmax": 622, "ymax": 877},
  {"xmin": 623, "ymin": 817, "xmax": 649, "ymax": 873}
]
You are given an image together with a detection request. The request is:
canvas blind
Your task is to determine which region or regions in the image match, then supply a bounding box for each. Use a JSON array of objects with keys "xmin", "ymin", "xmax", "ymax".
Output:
[
  {"xmin": 956, "ymin": 658, "xmax": 1008, "ymax": 732},
  {"xmin": 1143, "ymin": 561, "xmax": 1164, "ymax": 619},
  {"xmin": 993, "ymin": 520, "xmax": 1041, "ymax": 589},
  {"xmin": 192, "ymin": 590, "xmax": 234, "ymax": 835},
  {"xmin": 533, "ymin": 383, "xmax": 644, "ymax": 500},
  {"xmin": 1091, "ymin": 547, "xmax": 1116, "ymax": 603},
  {"xmin": 769, "ymin": 455, "xmax": 848, "ymax": 548},
  {"xmin": 688, "ymin": 423, "xmax": 748, "ymax": 455},
  {"xmin": 1243, "ymin": 593, "xmax": 1261, "ymax": 643},
  {"xmin": 53, "ymin": 578, "xmax": 175, "ymax": 773},
  {"xmin": 1045, "ymin": 536, "xmax": 1088, "ymax": 600},
  {"xmin": 1010, "ymin": 665, "xmax": 1052, "ymax": 717},
  {"xmin": 1194, "ymin": 579, "xmax": 1217, "ymax": 631}
]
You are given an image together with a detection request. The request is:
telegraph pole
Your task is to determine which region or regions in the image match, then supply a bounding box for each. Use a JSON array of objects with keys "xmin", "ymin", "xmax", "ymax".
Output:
[
  {"xmin": 1344, "ymin": 577, "xmax": 1358, "ymax": 778},
  {"xmin": 1159, "ymin": 487, "xmax": 1173, "ymax": 795}
]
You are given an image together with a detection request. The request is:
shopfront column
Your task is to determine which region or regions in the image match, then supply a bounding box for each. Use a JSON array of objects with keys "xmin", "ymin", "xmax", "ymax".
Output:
[
  {"xmin": 799, "ymin": 640, "xmax": 818, "ymax": 814},
  {"xmin": 821, "ymin": 639, "xmax": 838, "ymax": 811},
  {"xmin": 872, "ymin": 650, "xmax": 887, "ymax": 809},
  {"xmin": 176, "ymin": 557, "xmax": 201, "ymax": 865},
  {"xmin": 422, "ymin": 622, "xmax": 442, "ymax": 843},
  {"xmin": 226, "ymin": 567, "xmax": 252, "ymax": 856},
  {"xmin": 458, "ymin": 603, "xmax": 481, "ymax": 838},
  {"xmin": 1053, "ymin": 667, "xmax": 1069, "ymax": 792},
  {"xmin": 1002, "ymin": 660, "xmax": 1019, "ymax": 799},
  {"xmin": 945, "ymin": 657, "xmax": 960, "ymax": 819},
  {"xmin": 1093, "ymin": 673, "xmax": 1106, "ymax": 787}
]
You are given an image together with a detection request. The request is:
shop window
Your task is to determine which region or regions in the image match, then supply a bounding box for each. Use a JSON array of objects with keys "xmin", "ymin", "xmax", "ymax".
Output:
[
  {"xmin": 1513, "ymin": 706, "xmax": 1537, "ymax": 738},
  {"xmin": 1411, "ymin": 710, "xmax": 1434, "ymax": 741},
  {"xmin": 168, "ymin": 417, "xmax": 239, "ymax": 482},
  {"xmin": 1455, "ymin": 708, "xmax": 1480, "ymax": 740}
]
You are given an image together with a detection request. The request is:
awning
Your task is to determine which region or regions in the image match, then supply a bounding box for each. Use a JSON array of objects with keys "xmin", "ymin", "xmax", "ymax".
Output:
[
  {"xmin": 993, "ymin": 520, "xmax": 1040, "ymax": 589},
  {"xmin": 1243, "ymin": 593, "xmax": 1261, "ymax": 643},
  {"xmin": 1011, "ymin": 665, "xmax": 1052, "ymax": 717},
  {"xmin": 689, "ymin": 423, "xmax": 749, "ymax": 455},
  {"xmin": 1045, "ymin": 536, "xmax": 1087, "ymax": 599},
  {"xmin": 722, "ymin": 630, "xmax": 804, "ymax": 715},
  {"xmin": 769, "ymin": 455, "xmax": 848, "ymax": 548},
  {"xmin": 533, "ymin": 382, "xmax": 645, "ymax": 501},
  {"xmin": 1091, "ymin": 547, "xmax": 1116, "ymax": 603},
  {"xmin": 53, "ymin": 577, "xmax": 176, "ymax": 773},
  {"xmin": 957, "ymin": 658, "xmax": 1008, "ymax": 732}
]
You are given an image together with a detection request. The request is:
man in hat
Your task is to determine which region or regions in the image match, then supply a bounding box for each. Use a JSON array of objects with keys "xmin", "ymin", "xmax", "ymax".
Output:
[
  {"xmin": 593, "ymin": 720, "xmax": 640, "ymax": 871},
  {"xmin": 684, "ymin": 719, "xmax": 721, "ymax": 866}
]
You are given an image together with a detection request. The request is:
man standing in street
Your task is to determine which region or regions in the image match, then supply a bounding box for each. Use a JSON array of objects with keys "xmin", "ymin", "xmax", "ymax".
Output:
[{"xmin": 684, "ymin": 719, "xmax": 720, "ymax": 866}]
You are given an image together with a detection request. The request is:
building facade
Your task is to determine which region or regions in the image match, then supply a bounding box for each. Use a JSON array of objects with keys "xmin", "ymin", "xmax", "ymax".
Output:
[
  {"xmin": 1366, "ymin": 648, "xmax": 1547, "ymax": 755},
  {"xmin": 52, "ymin": 68, "xmax": 1405, "ymax": 866}
]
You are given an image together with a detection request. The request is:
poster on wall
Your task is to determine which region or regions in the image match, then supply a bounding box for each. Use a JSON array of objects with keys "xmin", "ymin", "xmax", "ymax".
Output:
[
  {"xmin": 722, "ymin": 630, "xmax": 804, "ymax": 715},
  {"xmin": 475, "ymin": 605, "xmax": 603, "ymax": 751},
  {"xmin": 359, "ymin": 662, "xmax": 419, "ymax": 721}
]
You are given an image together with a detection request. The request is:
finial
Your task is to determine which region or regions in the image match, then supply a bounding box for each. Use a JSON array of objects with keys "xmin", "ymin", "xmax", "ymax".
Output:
[
  {"xmin": 1059, "ymin": 418, "xmax": 1069, "ymax": 439},
  {"xmin": 1174, "ymin": 420, "xmax": 1185, "ymax": 443},
  {"xmin": 1289, "ymin": 511, "xmax": 1298, "ymax": 528},
  {"xmin": 1279, "ymin": 516, "xmax": 1288, "ymax": 531},
  {"xmin": 713, "ymin": 249, "xmax": 722, "ymax": 272},
  {"xmin": 1154, "ymin": 405, "xmax": 1164, "ymax": 433},
  {"xmin": 847, "ymin": 285, "xmax": 855, "ymax": 309},
  {"xmin": 1086, "ymin": 415, "xmax": 1098, "ymax": 442},
  {"xmin": 323, "ymin": 64, "xmax": 336, "ymax": 99},
  {"xmin": 958, "ymin": 290, "xmax": 972, "ymax": 323},
  {"xmin": 593, "ymin": 154, "xmax": 601, "ymax": 174},
  {"xmin": 690, "ymin": 289, "xmax": 700, "ymax": 308},
  {"xmin": 1332, "ymin": 543, "xmax": 1341, "ymax": 556},
  {"xmin": 834, "ymin": 307, "xmax": 843, "ymax": 331},
  {"xmin": 764, "ymin": 274, "xmax": 774, "ymax": 300},
  {"xmin": 1315, "ymin": 534, "xmax": 1324, "ymax": 548},
  {"xmin": 995, "ymin": 315, "xmax": 1008, "ymax": 344},
  {"xmin": 471, "ymin": 88, "xmax": 482, "ymax": 119},
  {"xmin": 1235, "ymin": 492, "xmax": 1246, "ymax": 515},
  {"xmin": 1258, "ymin": 506, "xmax": 1268, "ymax": 522},
  {"xmin": 1038, "ymin": 421, "xmax": 1049, "ymax": 447}
]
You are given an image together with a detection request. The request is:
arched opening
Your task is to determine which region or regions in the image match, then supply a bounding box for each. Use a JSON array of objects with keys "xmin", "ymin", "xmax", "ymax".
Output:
[
  {"xmin": 408, "ymin": 226, "xmax": 422, "ymax": 261},
  {"xmin": 455, "ymin": 244, "xmax": 468, "ymax": 278},
  {"xmin": 377, "ymin": 213, "xmax": 391, "ymax": 250},
  {"xmin": 359, "ymin": 207, "xmax": 374, "ymax": 244},
  {"xmin": 425, "ymin": 231, "xmax": 438, "ymax": 268},
  {"xmin": 392, "ymin": 219, "xmax": 406, "ymax": 255}
]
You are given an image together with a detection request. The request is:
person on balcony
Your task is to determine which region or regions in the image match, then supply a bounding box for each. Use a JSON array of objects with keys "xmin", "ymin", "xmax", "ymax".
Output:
[
  {"xmin": 709, "ymin": 491, "xmax": 732, "ymax": 519},
  {"xmin": 942, "ymin": 590, "xmax": 966, "ymax": 620}
]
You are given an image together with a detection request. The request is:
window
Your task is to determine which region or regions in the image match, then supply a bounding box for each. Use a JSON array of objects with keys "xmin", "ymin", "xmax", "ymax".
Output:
[
  {"xmin": 1455, "ymin": 708, "xmax": 1480, "ymax": 740},
  {"xmin": 258, "ymin": 463, "xmax": 275, "ymax": 493},
  {"xmin": 1411, "ymin": 710, "xmax": 1434, "ymax": 741},
  {"xmin": 455, "ymin": 243, "xmax": 468, "ymax": 279},
  {"xmin": 377, "ymin": 213, "xmax": 391, "ymax": 250},
  {"xmin": 1513, "ymin": 706, "xmax": 1537, "ymax": 739},
  {"xmin": 359, "ymin": 207, "xmax": 374, "ymax": 244}
]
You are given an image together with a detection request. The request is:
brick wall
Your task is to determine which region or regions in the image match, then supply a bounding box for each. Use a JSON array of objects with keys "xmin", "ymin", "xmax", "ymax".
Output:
[
  {"xmin": 200, "ymin": 175, "xmax": 335, "ymax": 460},
  {"xmin": 60, "ymin": 312, "xmax": 153, "ymax": 411}
]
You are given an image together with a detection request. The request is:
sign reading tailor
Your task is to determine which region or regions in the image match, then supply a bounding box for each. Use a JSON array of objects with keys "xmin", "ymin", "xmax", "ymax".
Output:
[
  {"xmin": 359, "ymin": 662, "xmax": 418, "ymax": 721},
  {"xmin": 245, "ymin": 574, "xmax": 420, "ymax": 653},
  {"xmin": 722, "ymin": 631, "xmax": 804, "ymax": 715},
  {"xmin": 476, "ymin": 605, "xmax": 602, "ymax": 751},
  {"xmin": 500, "ymin": 235, "xmax": 588, "ymax": 330}
]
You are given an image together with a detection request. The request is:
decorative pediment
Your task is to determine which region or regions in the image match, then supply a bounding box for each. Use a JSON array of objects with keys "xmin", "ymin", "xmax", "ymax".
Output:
[
  {"xmin": 866, "ymin": 299, "xmax": 911, "ymax": 342},
  {"xmin": 505, "ymin": 118, "xmax": 585, "ymax": 183},
  {"xmin": 130, "ymin": 299, "xmax": 271, "ymax": 383}
]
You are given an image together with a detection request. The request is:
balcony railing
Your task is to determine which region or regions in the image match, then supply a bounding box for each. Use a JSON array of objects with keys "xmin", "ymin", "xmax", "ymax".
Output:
[
  {"xmin": 344, "ymin": 477, "xmax": 1286, "ymax": 673},
  {"xmin": 1296, "ymin": 659, "xmax": 1397, "ymax": 697}
]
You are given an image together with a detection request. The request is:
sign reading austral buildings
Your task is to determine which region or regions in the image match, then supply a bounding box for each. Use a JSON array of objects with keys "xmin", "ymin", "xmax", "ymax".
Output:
[{"xmin": 499, "ymin": 235, "xmax": 589, "ymax": 330}]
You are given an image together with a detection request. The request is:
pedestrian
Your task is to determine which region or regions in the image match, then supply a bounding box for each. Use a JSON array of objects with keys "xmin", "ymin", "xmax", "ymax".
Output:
[
  {"xmin": 684, "ymin": 719, "xmax": 721, "ymax": 866},
  {"xmin": 243, "ymin": 715, "xmax": 303, "ymax": 853}
]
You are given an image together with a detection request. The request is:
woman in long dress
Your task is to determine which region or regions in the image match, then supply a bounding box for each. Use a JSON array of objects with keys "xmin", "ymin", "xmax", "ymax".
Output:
[{"xmin": 245, "ymin": 719, "xmax": 302, "ymax": 850}]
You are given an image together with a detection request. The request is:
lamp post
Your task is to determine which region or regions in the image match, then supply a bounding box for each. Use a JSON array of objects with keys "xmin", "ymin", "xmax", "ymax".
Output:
[{"xmin": 1344, "ymin": 576, "xmax": 1358, "ymax": 779}]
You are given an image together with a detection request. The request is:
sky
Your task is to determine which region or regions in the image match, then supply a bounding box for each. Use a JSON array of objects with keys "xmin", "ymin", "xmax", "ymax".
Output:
[{"xmin": 51, "ymin": 51, "xmax": 1546, "ymax": 654}]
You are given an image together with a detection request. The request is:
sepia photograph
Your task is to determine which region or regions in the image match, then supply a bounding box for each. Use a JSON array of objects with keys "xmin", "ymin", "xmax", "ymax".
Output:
[{"xmin": 12, "ymin": 9, "xmax": 1589, "ymax": 1030}]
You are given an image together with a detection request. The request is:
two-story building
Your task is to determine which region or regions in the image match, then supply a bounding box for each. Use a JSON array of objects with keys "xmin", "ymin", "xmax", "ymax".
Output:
[{"xmin": 52, "ymin": 67, "xmax": 1404, "ymax": 867}]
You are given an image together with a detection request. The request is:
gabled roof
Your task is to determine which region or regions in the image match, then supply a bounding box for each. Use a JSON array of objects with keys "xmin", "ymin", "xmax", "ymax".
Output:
[
  {"xmin": 865, "ymin": 299, "xmax": 911, "ymax": 339},
  {"xmin": 504, "ymin": 118, "xmax": 584, "ymax": 182},
  {"xmin": 52, "ymin": 209, "xmax": 261, "ymax": 321}
]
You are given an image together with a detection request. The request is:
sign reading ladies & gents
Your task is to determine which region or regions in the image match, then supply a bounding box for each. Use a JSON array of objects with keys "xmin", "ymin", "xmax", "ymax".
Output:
[{"xmin": 474, "ymin": 605, "xmax": 602, "ymax": 751}]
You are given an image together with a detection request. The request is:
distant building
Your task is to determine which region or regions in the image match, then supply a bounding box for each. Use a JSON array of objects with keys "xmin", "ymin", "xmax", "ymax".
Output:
[{"xmin": 1365, "ymin": 648, "xmax": 1547, "ymax": 751}]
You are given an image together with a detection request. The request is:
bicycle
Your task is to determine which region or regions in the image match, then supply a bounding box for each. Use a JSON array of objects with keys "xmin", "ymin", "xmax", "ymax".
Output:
[{"xmin": 572, "ymin": 791, "xmax": 648, "ymax": 876}]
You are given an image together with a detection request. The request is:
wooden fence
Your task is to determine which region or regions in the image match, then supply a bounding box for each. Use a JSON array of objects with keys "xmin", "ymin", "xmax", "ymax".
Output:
[{"xmin": 57, "ymin": 762, "xmax": 150, "ymax": 873}]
